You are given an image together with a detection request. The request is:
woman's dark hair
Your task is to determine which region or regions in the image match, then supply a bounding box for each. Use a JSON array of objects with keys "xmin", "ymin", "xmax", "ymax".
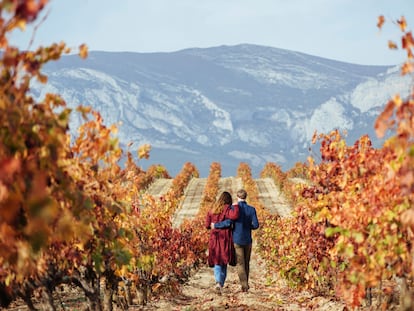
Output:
[{"xmin": 212, "ymin": 191, "xmax": 233, "ymax": 214}]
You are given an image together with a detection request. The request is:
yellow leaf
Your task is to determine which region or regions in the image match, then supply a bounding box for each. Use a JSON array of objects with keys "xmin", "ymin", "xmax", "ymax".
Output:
[
  {"xmin": 74, "ymin": 242, "xmax": 84, "ymax": 251},
  {"xmin": 388, "ymin": 40, "xmax": 398, "ymax": 50},
  {"xmin": 392, "ymin": 95, "xmax": 403, "ymax": 107},
  {"xmin": 398, "ymin": 16, "xmax": 407, "ymax": 32},
  {"xmin": 138, "ymin": 144, "xmax": 151, "ymax": 159},
  {"xmin": 5, "ymin": 273, "xmax": 14, "ymax": 286},
  {"xmin": 353, "ymin": 232, "xmax": 364, "ymax": 244},
  {"xmin": 79, "ymin": 44, "xmax": 88, "ymax": 59},
  {"xmin": 17, "ymin": 19, "xmax": 26, "ymax": 31}
]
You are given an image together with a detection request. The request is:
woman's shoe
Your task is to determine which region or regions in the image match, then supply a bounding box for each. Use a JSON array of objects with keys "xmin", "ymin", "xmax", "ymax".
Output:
[{"xmin": 215, "ymin": 283, "xmax": 222, "ymax": 295}]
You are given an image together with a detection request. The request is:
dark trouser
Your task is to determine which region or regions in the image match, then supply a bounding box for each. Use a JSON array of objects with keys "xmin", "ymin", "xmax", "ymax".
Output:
[{"xmin": 234, "ymin": 243, "xmax": 252, "ymax": 290}]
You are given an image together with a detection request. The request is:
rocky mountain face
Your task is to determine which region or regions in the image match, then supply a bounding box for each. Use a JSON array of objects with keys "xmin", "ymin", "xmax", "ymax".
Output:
[{"xmin": 31, "ymin": 44, "xmax": 411, "ymax": 176}]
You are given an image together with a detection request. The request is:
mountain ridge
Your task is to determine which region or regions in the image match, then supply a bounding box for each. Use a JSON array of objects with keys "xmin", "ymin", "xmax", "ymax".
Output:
[{"xmin": 31, "ymin": 44, "xmax": 411, "ymax": 176}]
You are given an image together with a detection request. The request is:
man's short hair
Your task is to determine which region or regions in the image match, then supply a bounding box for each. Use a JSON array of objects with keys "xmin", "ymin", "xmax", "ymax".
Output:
[{"xmin": 237, "ymin": 189, "xmax": 247, "ymax": 200}]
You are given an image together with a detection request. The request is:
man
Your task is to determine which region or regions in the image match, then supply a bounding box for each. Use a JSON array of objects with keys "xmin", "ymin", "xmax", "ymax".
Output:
[
  {"xmin": 213, "ymin": 189, "xmax": 259, "ymax": 292},
  {"xmin": 232, "ymin": 189, "xmax": 259, "ymax": 292}
]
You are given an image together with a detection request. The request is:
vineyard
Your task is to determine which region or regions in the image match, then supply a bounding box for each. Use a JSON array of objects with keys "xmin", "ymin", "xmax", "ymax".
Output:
[{"xmin": 1, "ymin": 2, "xmax": 414, "ymax": 311}]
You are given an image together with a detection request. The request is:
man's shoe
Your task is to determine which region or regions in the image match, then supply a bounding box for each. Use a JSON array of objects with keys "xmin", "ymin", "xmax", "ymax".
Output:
[{"xmin": 241, "ymin": 286, "xmax": 248, "ymax": 292}]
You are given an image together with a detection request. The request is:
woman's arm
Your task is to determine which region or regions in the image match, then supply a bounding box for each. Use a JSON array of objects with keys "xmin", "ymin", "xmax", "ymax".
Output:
[
  {"xmin": 205, "ymin": 212, "xmax": 212, "ymax": 230},
  {"xmin": 214, "ymin": 204, "xmax": 239, "ymax": 229},
  {"xmin": 227, "ymin": 204, "xmax": 239, "ymax": 220}
]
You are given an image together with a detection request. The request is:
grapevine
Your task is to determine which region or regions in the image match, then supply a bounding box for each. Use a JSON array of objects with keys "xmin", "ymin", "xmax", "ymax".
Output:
[{"xmin": 1, "ymin": 2, "xmax": 414, "ymax": 310}]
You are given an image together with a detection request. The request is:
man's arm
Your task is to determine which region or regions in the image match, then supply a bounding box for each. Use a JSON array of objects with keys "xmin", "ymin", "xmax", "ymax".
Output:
[
  {"xmin": 213, "ymin": 219, "xmax": 233, "ymax": 229},
  {"xmin": 251, "ymin": 208, "xmax": 259, "ymax": 230},
  {"xmin": 214, "ymin": 204, "xmax": 239, "ymax": 228},
  {"xmin": 211, "ymin": 204, "xmax": 239, "ymax": 229}
]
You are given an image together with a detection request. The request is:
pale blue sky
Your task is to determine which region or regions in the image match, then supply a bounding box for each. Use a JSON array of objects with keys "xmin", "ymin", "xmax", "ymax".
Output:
[{"xmin": 9, "ymin": 0, "xmax": 414, "ymax": 65}]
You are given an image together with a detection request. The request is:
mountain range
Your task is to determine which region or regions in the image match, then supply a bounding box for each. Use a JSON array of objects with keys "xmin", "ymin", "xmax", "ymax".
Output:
[{"xmin": 31, "ymin": 44, "xmax": 412, "ymax": 177}]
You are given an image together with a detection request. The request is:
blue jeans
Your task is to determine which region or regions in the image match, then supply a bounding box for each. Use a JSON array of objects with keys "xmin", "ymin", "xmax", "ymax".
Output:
[{"xmin": 214, "ymin": 264, "xmax": 227, "ymax": 287}]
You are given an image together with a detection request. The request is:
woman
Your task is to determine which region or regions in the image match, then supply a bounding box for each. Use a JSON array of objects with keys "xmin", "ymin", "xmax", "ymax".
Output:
[{"xmin": 205, "ymin": 191, "xmax": 239, "ymax": 294}]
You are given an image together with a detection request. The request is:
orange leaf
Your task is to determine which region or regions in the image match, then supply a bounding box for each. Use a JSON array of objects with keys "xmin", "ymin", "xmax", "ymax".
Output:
[
  {"xmin": 397, "ymin": 16, "xmax": 407, "ymax": 32},
  {"xmin": 311, "ymin": 130, "xmax": 318, "ymax": 144},
  {"xmin": 0, "ymin": 194, "xmax": 21, "ymax": 224},
  {"xmin": 0, "ymin": 158, "xmax": 21, "ymax": 181},
  {"xmin": 377, "ymin": 15, "xmax": 385, "ymax": 29},
  {"xmin": 402, "ymin": 32, "xmax": 414, "ymax": 50},
  {"xmin": 0, "ymin": 182, "xmax": 7, "ymax": 203},
  {"xmin": 375, "ymin": 100, "xmax": 395, "ymax": 138},
  {"xmin": 152, "ymin": 282, "xmax": 162, "ymax": 292},
  {"xmin": 401, "ymin": 208, "xmax": 414, "ymax": 231},
  {"xmin": 402, "ymin": 61, "xmax": 414, "ymax": 75},
  {"xmin": 28, "ymin": 171, "xmax": 48, "ymax": 200},
  {"xmin": 79, "ymin": 44, "xmax": 88, "ymax": 59},
  {"xmin": 388, "ymin": 40, "xmax": 398, "ymax": 50}
]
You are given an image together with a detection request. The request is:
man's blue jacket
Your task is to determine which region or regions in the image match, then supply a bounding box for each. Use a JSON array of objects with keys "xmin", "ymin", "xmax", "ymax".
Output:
[{"xmin": 215, "ymin": 200, "xmax": 259, "ymax": 245}]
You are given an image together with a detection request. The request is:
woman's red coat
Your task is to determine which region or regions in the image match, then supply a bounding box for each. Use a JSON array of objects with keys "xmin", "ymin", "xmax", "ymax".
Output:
[{"xmin": 205, "ymin": 204, "xmax": 239, "ymax": 267}]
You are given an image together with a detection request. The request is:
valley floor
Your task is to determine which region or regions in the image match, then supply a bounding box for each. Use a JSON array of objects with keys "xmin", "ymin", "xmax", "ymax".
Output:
[{"xmin": 6, "ymin": 177, "xmax": 400, "ymax": 310}]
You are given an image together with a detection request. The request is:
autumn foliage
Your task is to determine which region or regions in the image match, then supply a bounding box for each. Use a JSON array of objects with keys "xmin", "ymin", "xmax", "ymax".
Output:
[
  {"xmin": 0, "ymin": 2, "xmax": 202, "ymax": 310},
  {"xmin": 256, "ymin": 15, "xmax": 414, "ymax": 309},
  {"xmin": 1, "ymin": 1, "xmax": 414, "ymax": 310}
]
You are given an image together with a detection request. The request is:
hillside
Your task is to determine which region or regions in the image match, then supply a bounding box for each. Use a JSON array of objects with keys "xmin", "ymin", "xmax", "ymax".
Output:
[{"xmin": 30, "ymin": 44, "xmax": 411, "ymax": 176}]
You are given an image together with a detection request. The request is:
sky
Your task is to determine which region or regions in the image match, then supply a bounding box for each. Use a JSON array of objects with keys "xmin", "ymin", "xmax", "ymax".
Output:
[{"xmin": 9, "ymin": 0, "xmax": 414, "ymax": 66}]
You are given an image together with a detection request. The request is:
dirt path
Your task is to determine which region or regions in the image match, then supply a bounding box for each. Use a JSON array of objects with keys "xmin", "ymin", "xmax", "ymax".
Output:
[
  {"xmin": 137, "ymin": 246, "xmax": 344, "ymax": 311},
  {"xmin": 139, "ymin": 177, "xmax": 346, "ymax": 310},
  {"xmin": 137, "ymin": 245, "xmax": 302, "ymax": 311}
]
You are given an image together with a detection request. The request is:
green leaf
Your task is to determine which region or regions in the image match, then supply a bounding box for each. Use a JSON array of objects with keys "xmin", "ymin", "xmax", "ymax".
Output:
[
  {"xmin": 352, "ymin": 232, "xmax": 364, "ymax": 244},
  {"xmin": 325, "ymin": 226, "xmax": 342, "ymax": 237},
  {"xmin": 115, "ymin": 249, "xmax": 132, "ymax": 266},
  {"xmin": 92, "ymin": 252, "xmax": 104, "ymax": 273},
  {"xmin": 344, "ymin": 244, "xmax": 355, "ymax": 258}
]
